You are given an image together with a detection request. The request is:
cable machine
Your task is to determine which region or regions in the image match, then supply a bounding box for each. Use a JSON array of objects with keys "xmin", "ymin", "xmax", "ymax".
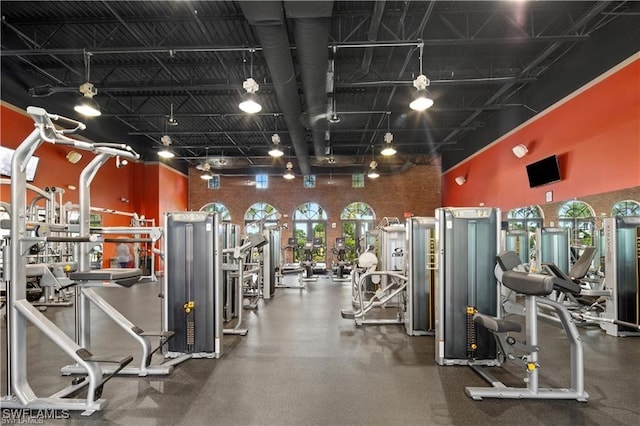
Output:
[{"xmin": 435, "ymin": 207, "xmax": 500, "ymax": 366}]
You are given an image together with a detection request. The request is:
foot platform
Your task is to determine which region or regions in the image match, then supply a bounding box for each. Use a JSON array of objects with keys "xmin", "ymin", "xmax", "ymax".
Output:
[{"xmin": 341, "ymin": 310, "xmax": 355, "ymax": 319}]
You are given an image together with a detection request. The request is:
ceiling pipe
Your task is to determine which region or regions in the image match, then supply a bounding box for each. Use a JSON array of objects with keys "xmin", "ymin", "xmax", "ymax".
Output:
[
  {"xmin": 285, "ymin": 1, "xmax": 334, "ymax": 159},
  {"xmin": 238, "ymin": 1, "xmax": 311, "ymax": 175}
]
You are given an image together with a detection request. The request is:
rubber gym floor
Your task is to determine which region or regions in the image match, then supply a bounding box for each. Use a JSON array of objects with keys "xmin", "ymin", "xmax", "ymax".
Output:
[{"xmin": 1, "ymin": 276, "xmax": 639, "ymax": 425}]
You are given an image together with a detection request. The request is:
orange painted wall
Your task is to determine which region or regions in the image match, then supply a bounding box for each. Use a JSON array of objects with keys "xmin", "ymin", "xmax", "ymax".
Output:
[
  {"xmin": 158, "ymin": 163, "xmax": 188, "ymax": 225},
  {"xmin": 442, "ymin": 56, "xmax": 640, "ymax": 211}
]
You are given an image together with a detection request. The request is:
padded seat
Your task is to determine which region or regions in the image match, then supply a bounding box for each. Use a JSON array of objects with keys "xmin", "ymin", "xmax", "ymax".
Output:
[
  {"xmin": 474, "ymin": 313, "xmax": 521, "ymax": 333},
  {"xmin": 70, "ymin": 268, "xmax": 142, "ymax": 288}
]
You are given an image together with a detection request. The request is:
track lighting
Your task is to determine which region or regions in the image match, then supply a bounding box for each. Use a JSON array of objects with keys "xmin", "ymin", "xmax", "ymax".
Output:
[
  {"xmin": 74, "ymin": 51, "xmax": 101, "ymax": 117},
  {"xmin": 455, "ymin": 176, "xmax": 466, "ymax": 186}
]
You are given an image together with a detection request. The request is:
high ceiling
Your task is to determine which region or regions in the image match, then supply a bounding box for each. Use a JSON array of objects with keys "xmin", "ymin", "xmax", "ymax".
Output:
[{"xmin": 1, "ymin": 1, "xmax": 637, "ymax": 176}]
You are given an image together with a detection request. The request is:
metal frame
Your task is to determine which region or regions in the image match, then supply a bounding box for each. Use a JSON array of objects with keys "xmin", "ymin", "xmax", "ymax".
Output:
[
  {"xmin": 466, "ymin": 286, "xmax": 589, "ymax": 401},
  {"xmin": 2, "ymin": 107, "xmax": 136, "ymax": 415}
]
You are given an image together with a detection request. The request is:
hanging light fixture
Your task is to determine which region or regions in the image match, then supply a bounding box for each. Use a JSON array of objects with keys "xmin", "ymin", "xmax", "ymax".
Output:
[
  {"xmin": 268, "ymin": 114, "xmax": 284, "ymax": 157},
  {"xmin": 283, "ymin": 162, "xmax": 295, "ymax": 180},
  {"xmin": 367, "ymin": 146, "xmax": 380, "ymax": 179},
  {"xmin": 239, "ymin": 49, "xmax": 262, "ymax": 114},
  {"xmin": 201, "ymin": 148, "xmax": 213, "ymax": 180},
  {"xmin": 167, "ymin": 103, "xmax": 178, "ymax": 126},
  {"xmin": 74, "ymin": 50, "xmax": 101, "ymax": 117},
  {"xmin": 329, "ymin": 95, "xmax": 341, "ymax": 123},
  {"xmin": 409, "ymin": 42, "xmax": 434, "ymax": 111},
  {"xmin": 380, "ymin": 112, "xmax": 396, "ymax": 156},
  {"xmin": 158, "ymin": 135, "xmax": 175, "ymax": 159}
]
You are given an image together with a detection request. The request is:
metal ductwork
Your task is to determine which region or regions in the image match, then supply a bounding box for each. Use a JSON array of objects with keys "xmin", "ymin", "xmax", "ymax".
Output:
[
  {"xmin": 285, "ymin": 1, "xmax": 333, "ymax": 159},
  {"xmin": 238, "ymin": 1, "xmax": 311, "ymax": 175}
]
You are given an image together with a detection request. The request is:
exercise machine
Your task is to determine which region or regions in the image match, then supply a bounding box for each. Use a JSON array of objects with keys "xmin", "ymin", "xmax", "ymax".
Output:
[
  {"xmin": 2, "ymin": 106, "xmax": 133, "ymax": 415},
  {"xmin": 405, "ymin": 216, "xmax": 437, "ymax": 335},
  {"xmin": 164, "ymin": 211, "xmax": 223, "ymax": 358},
  {"xmin": 589, "ymin": 217, "xmax": 640, "ymax": 336},
  {"xmin": 435, "ymin": 207, "xmax": 500, "ymax": 366},
  {"xmin": 505, "ymin": 229, "xmax": 530, "ymax": 266},
  {"xmin": 61, "ymin": 141, "xmax": 180, "ymax": 378},
  {"xmin": 222, "ymin": 231, "xmax": 268, "ymax": 335},
  {"xmin": 300, "ymin": 240, "xmax": 317, "ymax": 281},
  {"xmin": 276, "ymin": 237, "xmax": 305, "ymax": 289},
  {"xmin": 340, "ymin": 250, "xmax": 407, "ymax": 325},
  {"xmin": 466, "ymin": 251, "xmax": 589, "ymax": 401},
  {"xmin": 331, "ymin": 237, "xmax": 351, "ymax": 281},
  {"xmin": 536, "ymin": 227, "xmax": 570, "ymax": 274}
]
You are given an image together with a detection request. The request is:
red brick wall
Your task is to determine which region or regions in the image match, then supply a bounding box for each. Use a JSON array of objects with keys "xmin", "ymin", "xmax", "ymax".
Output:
[{"xmin": 188, "ymin": 163, "xmax": 442, "ymax": 246}]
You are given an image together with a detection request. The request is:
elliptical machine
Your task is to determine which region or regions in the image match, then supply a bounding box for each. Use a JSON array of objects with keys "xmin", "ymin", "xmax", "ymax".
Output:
[
  {"xmin": 331, "ymin": 237, "xmax": 350, "ymax": 280},
  {"xmin": 301, "ymin": 241, "xmax": 316, "ymax": 280}
]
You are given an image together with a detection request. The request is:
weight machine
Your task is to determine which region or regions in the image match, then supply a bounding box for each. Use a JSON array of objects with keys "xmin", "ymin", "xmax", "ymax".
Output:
[
  {"xmin": 222, "ymin": 231, "xmax": 268, "ymax": 335},
  {"xmin": 2, "ymin": 106, "xmax": 135, "ymax": 415},
  {"xmin": 341, "ymin": 220, "xmax": 407, "ymax": 325},
  {"xmin": 466, "ymin": 251, "xmax": 589, "ymax": 401},
  {"xmin": 60, "ymin": 138, "xmax": 180, "ymax": 378},
  {"xmin": 573, "ymin": 217, "xmax": 640, "ymax": 336},
  {"xmin": 405, "ymin": 216, "xmax": 437, "ymax": 335},
  {"xmin": 435, "ymin": 207, "xmax": 500, "ymax": 366}
]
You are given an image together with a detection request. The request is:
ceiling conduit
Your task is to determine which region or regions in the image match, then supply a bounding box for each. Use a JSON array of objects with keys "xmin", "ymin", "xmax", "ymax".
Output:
[
  {"xmin": 285, "ymin": 1, "xmax": 334, "ymax": 159},
  {"xmin": 238, "ymin": 1, "xmax": 311, "ymax": 175}
]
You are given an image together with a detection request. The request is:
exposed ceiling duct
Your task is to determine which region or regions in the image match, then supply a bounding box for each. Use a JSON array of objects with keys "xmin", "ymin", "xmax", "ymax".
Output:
[
  {"xmin": 285, "ymin": 1, "xmax": 333, "ymax": 159},
  {"xmin": 238, "ymin": 1, "xmax": 312, "ymax": 175}
]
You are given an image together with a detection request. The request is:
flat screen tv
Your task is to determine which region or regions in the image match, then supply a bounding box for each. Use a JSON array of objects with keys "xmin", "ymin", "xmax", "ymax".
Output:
[
  {"xmin": 0, "ymin": 146, "xmax": 40, "ymax": 182},
  {"xmin": 526, "ymin": 154, "xmax": 560, "ymax": 188}
]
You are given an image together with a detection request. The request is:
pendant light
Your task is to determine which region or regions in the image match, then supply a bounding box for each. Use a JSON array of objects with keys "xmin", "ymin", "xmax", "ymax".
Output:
[
  {"xmin": 380, "ymin": 112, "xmax": 396, "ymax": 156},
  {"xmin": 409, "ymin": 42, "xmax": 434, "ymax": 111},
  {"xmin": 239, "ymin": 49, "xmax": 262, "ymax": 114},
  {"xmin": 74, "ymin": 50, "xmax": 101, "ymax": 117}
]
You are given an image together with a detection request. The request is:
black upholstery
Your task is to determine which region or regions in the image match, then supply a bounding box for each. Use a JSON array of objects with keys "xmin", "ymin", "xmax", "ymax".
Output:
[
  {"xmin": 70, "ymin": 268, "xmax": 142, "ymax": 288},
  {"xmin": 568, "ymin": 246, "xmax": 597, "ymax": 281},
  {"xmin": 502, "ymin": 271, "xmax": 556, "ymax": 296},
  {"xmin": 496, "ymin": 251, "xmax": 522, "ymax": 272},
  {"xmin": 474, "ymin": 313, "xmax": 521, "ymax": 333},
  {"xmin": 541, "ymin": 264, "xmax": 582, "ymax": 296}
]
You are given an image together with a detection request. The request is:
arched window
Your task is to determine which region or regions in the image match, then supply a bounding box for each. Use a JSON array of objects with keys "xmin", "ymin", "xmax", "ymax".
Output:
[
  {"xmin": 558, "ymin": 200, "xmax": 595, "ymax": 248},
  {"xmin": 293, "ymin": 202, "xmax": 327, "ymax": 264},
  {"xmin": 244, "ymin": 202, "xmax": 278, "ymax": 234},
  {"xmin": 340, "ymin": 202, "xmax": 376, "ymax": 260},
  {"xmin": 507, "ymin": 206, "xmax": 543, "ymax": 231},
  {"xmin": 612, "ymin": 200, "xmax": 640, "ymax": 216},
  {"xmin": 200, "ymin": 202, "xmax": 231, "ymax": 221}
]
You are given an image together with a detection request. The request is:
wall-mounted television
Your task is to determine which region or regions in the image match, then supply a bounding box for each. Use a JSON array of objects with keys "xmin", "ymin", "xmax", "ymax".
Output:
[
  {"xmin": 526, "ymin": 154, "xmax": 561, "ymax": 188},
  {"xmin": 0, "ymin": 146, "xmax": 40, "ymax": 182}
]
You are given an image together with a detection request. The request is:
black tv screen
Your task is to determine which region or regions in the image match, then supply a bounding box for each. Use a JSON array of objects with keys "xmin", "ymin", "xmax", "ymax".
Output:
[{"xmin": 526, "ymin": 155, "xmax": 561, "ymax": 188}]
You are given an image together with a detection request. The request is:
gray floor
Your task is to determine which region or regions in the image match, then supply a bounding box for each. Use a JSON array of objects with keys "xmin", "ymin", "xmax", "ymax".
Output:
[{"xmin": 2, "ymin": 277, "xmax": 640, "ymax": 425}]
